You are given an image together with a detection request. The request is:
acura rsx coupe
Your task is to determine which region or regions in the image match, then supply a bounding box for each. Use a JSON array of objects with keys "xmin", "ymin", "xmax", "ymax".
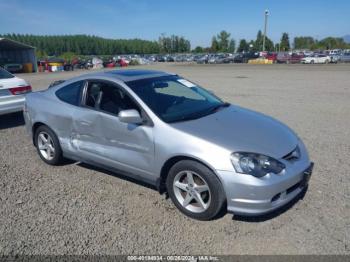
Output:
[{"xmin": 24, "ymin": 70, "xmax": 313, "ymax": 220}]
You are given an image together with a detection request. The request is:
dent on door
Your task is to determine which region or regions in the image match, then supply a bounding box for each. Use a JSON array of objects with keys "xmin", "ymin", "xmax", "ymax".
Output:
[
  {"xmin": 97, "ymin": 112, "xmax": 154, "ymax": 176},
  {"xmin": 71, "ymin": 109, "xmax": 102, "ymax": 155},
  {"xmin": 72, "ymin": 111, "xmax": 155, "ymax": 176}
]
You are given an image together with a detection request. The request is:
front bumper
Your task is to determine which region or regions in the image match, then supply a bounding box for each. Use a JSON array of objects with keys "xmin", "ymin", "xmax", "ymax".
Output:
[{"xmin": 217, "ymin": 149, "xmax": 313, "ymax": 216}]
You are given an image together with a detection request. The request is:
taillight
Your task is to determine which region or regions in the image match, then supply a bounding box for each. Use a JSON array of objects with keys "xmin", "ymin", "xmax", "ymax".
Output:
[{"xmin": 9, "ymin": 85, "xmax": 32, "ymax": 95}]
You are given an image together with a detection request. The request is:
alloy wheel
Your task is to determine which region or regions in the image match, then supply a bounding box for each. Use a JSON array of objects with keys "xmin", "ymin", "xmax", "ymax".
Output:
[
  {"xmin": 37, "ymin": 131, "xmax": 55, "ymax": 161},
  {"xmin": 173, "ymin": 170, "xmax": 211, "ymax": 213}
]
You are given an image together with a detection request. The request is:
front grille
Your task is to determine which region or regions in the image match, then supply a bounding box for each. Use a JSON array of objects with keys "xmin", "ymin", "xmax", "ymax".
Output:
[
  {"xmin": 283, "ymin": 146, "xmax": 300, "ymax": 162},
  {"xmin": 286, "ymin": 182, "xmax": 301, "ymax": 194},
  {"xmin": 271, "ymin": 193, "xmax": 281, "ymax": 202}
]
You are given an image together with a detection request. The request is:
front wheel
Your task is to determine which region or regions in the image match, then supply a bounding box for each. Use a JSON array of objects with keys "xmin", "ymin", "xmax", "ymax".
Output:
[
  {"xmin": 166, "ymin": 160, "xmax": 226, "ymax": 220},
  {"xmin": 35, "ymin": 125, "xmax": 64, "ymax": 165}
]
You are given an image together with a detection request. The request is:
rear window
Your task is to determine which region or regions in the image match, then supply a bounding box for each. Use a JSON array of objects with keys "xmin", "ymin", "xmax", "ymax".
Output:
[
  {"xmin": 56, "ymin": 81, "xmax": 84, "ymax": 106},
  {"xmin": 0, "ymin": 67, "xmax": 14, "ymax": 79}
]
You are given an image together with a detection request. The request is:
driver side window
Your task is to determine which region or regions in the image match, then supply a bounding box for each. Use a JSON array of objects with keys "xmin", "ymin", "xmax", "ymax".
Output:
[{"xmin": 85, "ymin": 80, "xmax": 140, "ymax": 116}]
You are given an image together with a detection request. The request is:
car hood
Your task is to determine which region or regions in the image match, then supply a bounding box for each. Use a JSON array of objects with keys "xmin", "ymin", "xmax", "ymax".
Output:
[{"xmin": 171, "ymin": 105, "xmax": 298, "ymax": 158}]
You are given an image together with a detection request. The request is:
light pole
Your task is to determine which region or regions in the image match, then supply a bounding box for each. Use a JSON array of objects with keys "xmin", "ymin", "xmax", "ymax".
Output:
[{"xmin": 263, "ymin": 9, "xmax": 269, "ymax": 52}]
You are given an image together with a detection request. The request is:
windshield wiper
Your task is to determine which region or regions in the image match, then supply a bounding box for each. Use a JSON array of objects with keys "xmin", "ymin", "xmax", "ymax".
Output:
[
  {"xmin": 168, "ymin": 102, "xmax": 230, "ymax": 123},
  {"xmin": 206, "ymin": 102, "xmax": 230, "ymax": 114},
  {"xmin": 168, "ymin": 112, "xmax": 205, "ymax": 123}
]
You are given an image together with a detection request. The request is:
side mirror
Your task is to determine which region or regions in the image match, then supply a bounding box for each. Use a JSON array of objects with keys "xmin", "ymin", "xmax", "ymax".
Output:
[{"xmin": 118, "ymin": 109, "xmax": 143, "ymax": 125}]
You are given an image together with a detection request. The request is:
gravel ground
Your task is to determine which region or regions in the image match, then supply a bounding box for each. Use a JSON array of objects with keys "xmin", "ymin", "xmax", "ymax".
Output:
[{"xmin": 0, "ymin": 63, "xmax": 349, "ymax": 255}]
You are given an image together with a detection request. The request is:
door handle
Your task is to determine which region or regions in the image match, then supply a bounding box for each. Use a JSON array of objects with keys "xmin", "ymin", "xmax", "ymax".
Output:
[{"xmin": 79, "ymin": 120, "xmax": 92, "ymax": 126}]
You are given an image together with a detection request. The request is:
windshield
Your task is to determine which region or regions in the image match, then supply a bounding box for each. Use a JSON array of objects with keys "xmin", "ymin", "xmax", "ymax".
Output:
[
  {"xmin": 126, "ymin": 75, "xmax": 225, "ymax": 123},
  {"xmin": 0, "ymin": 67, "xmax": 14, "ymax": 79}
]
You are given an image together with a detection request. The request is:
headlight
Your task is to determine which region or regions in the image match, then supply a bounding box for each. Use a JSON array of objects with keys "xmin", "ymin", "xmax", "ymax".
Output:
[{"xmin": 230, "ymin": 152, "xmax": 285, "ymax": 177}]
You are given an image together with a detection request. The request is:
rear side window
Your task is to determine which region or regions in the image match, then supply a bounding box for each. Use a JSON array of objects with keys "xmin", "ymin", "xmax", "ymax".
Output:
[
  {"xmin": 56, "ymin": 81, "xmax": 84, "ymax": 106},
  {"xmin": 0, "ymin": 68, "xmax": 14, "ymax": 79}
]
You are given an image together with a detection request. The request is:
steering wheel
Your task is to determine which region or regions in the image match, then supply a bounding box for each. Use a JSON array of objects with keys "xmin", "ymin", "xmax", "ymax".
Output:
[{"xmin": 172, "ymin": 96, "xmax": 186, "ymax": 106}]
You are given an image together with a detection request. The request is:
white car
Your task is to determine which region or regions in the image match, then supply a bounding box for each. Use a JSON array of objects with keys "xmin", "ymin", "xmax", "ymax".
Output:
[
  {"xmin": 0, "ymin": 67, "xmax": 31, "ymax": 115},
  {"xmin": 301, "ymin": 54, "xmax": 331, "ymax": 64}
]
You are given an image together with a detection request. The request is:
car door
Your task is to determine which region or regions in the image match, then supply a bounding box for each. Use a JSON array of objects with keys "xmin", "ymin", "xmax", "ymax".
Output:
[{"xmin": 72, "ymin": 79, "xmax": 155, "ymax": 179}]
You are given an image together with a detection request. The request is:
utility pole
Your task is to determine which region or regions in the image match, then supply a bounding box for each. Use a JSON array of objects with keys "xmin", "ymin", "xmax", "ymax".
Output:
[{"xmin": 263, "ymin": 9, "xmax": 269, "ymax": 51}]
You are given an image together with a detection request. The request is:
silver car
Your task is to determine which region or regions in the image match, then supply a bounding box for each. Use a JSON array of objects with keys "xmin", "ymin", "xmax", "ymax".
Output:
[
  {"xmin": 24, "ymin": 70, "xmax": 313, "ymax": 220},
  {"xmin": 0, "ymin": 67, "xmax": 31, "ymax": 115}
]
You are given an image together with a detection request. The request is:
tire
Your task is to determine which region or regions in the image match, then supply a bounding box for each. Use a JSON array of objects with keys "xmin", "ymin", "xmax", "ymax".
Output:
[
  {"xmin": 34, "ymin": 125, "xmax": 64, "ymax": 165},
  {"xmin": 166, "ymin": 160, "xmax": 226, "ymax": 220}
]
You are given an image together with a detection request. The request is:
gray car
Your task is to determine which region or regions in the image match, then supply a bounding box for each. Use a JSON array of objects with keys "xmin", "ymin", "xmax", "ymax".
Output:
[
  {"xmin": 24, "ymin": 70, "xmax": 313, "ymax": 220},
  {"xmin": 0, "ymin": 67, "xmax": 31, "ymax": 115}
]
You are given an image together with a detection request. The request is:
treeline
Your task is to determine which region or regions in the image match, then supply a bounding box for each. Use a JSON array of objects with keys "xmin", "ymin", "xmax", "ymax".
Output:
[
  {"xmin": 158, "ymin": 34, "xmax": 191, "ymax": 53},
  {"xmin": 1, "ymin": 33, "xmax": 349, "ymax": 57},
  {"xmin": 0, "ymin": 34, "xmax": 190, "ymax": 56},
  {"xmin": 201, "ymin": 30, "xmax": 350, "ymax": 53},
  {"xmin": 293, "ymin": 36, "xmax": 349, "ymax": 50}
]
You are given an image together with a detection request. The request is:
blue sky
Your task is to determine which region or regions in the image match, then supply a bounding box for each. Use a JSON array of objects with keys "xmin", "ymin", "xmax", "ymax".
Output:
[{"xmin": 0, "ymin": 0, "xmax": 349, "ymax": 47}]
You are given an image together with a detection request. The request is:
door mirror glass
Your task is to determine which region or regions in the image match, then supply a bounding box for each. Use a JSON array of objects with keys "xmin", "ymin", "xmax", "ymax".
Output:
[{"xmin": 118, "ymin": 109, "xmax": 143, "ymax": 124}]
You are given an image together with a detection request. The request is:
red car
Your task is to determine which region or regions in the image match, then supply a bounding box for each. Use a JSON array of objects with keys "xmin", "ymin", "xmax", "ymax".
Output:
[
  {"xmin": 277, "ymin": 52, "xmax": 304, "ymax": 64},
  {"xmin": 264, "ymin": 52, "xmax": 278, "ymax": 63},
  {"xmin": 117, "ymin": 59, "xmax": 128, "ymax": 67}
]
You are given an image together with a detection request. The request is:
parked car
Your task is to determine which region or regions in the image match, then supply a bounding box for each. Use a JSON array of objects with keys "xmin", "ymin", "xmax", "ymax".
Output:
[
  {"xmin": 0, "ymin": 58, "xmax": 23, "ymax": 73},
  {"xmin": 301, "ymin": 54, "xmax": 331, "ymax": 64},
  {"xmin": 196, "ymin": 55, "xmax": 209, "ymax": 64},
  {"xmin": 222, "ymin": 55, "xmax": 236, "ymax": 63},
  {"xmin": 328, "ymin": 49, "xmax": 342, "ymax": 56},
  {"xmin": 329, "ymin": 54, "xmax": 340, "ymax": 63},
  {"xmin": 23, "ymin": 69, "xmax": 313, "ymax": 220},
  {"xmin": 277, "ymin": 52, "xmax": 304, "ymax": 64},
  {"xmin": 233, "ymin": 52, "xmax": 259, "ymax": 63},
  {"xmin": 0, "ymin": 67, "xmax": 31, "ymax": 115},
  {"xmin": 155, "ymin": 55, "xmax": 166, "ymax": 62},
  {"xmin": 264, "ymin": 52, "xmax": 278, "ymax": 63},
  {"xmin": 165, "ymin": 56, "xmax": 175, "ymax": 62},
  {"xmin": 116, "ymin": 58, "xmax": 128, "ymax": 67},
  {"xmin": 208, "ymin": 54, "xmax": 227, "ymax": 64},
  {"xmin": 339, "ymin": 52, "xmax": 350, "ymax": 63}
]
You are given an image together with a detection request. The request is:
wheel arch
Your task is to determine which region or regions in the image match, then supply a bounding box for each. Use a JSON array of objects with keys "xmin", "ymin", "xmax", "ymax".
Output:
[
  {"xmin": 158, "ymin": 155, "xmax": 223, "ymax": 194},
  {"xmin": 32, "ymin": 122, "xmax": 51, "ymax": 145}
]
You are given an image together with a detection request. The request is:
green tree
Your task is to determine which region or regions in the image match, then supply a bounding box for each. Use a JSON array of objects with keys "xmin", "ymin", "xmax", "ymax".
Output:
[
  {"xmin": 59, "ymin": 52, "xmax": 77, "ymax": 63},
  {"xmin": 237, "ymin": 39, "xmax": 249, "ymax": 52},
  {"xmin": 254, "ymin": 30, "xmax": 274, "ymax": 51},
  {"xmin": 228, "ymin": 39, "xmax": 236, "ymax": 53},
  {"xmin": 193, "ymin": 46, "xmax": 204, "ymax": 53},
  {"xmin": 317, "ymin": 37, "xmax": 348, "ymax": 50},
  {"xmin": 293, "ymin": 36, "xmax": 315, "ymax": 49},
  {"xmin": 35, "ymin": 49, "xmax": 48, "ymax": 59},
  {"xmin": 217, "ymin": 30, "xmax": 231, "ymax": 52},
  {"xmin": 158, "ymin": 34, "xmax": 191, "ymax": 53},
  {"xmin": 211, "ymin": 36, "xmax": 219, "ymax": 52},
  {"xmin": 0, "ymin": 33, "xmax": 172, "ymax": 55},
  {"xmin": 280, "ymin": 33, "xmax": 290, "ymax": 51}
]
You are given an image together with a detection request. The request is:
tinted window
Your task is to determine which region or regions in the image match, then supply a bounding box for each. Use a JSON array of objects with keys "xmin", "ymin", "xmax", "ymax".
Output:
[
  {"xmin": 127, "ymin": 75, "xmax": 223, "ymax": 123},
  {"xmin": 0, "ymin": 67, "xmax": 14, "ymax": 79},
  {"xmin": 56, "ymin": 81, "xmax": 84, "ymax": 106},
  {"xmin": 85, "ymin": 81, "xmax": 139, "ymax": 116}
]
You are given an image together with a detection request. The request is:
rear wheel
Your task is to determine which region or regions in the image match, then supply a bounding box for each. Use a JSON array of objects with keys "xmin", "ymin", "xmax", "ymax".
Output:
[
  {"xmin": 35, "ymin": 125, "xmax": 63, "ymax": 165},
  {"xmin": 166, "ymin": 160, "xmax": 226, "ymax": 220}
]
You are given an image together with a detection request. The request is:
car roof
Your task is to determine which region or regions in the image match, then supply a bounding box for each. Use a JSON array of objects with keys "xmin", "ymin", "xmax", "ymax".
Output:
[{"xmin": 87, "ymin": 69, "xmax": 174, "ymax": 82}]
